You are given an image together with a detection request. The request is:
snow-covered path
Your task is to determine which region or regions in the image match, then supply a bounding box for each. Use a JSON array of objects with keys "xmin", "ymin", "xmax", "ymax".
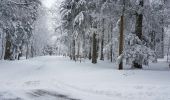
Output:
[{"xmin": 0, "ymin": 56, "xmax": 170, "ymax": 100}]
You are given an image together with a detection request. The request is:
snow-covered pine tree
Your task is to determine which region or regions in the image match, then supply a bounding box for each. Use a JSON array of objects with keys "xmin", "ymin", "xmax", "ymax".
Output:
[{"xmin": 0, "ymin": 0, "xmax": 41, "ymax": 60}]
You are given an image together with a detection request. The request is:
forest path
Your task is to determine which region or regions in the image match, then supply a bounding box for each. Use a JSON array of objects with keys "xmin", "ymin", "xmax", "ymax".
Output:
[{"xmin": 0, "ymin": 56, "xmax": 170, "ymax": 100}]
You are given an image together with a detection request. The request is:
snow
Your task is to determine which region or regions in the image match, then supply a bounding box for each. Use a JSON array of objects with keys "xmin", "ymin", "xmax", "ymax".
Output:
[
  {"xmin": 0, "ymin": 56, "xmax": 170, "ymax": 100},
  {"xmin": 41, "ymin": 0, "xmax": 62, "ymax": 8}
]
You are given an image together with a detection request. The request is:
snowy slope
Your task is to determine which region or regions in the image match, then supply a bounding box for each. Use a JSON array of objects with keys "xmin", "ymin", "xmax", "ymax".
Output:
[{"xmin": 0, "ymin": 56, "xmax": 170, "ymax": 100}]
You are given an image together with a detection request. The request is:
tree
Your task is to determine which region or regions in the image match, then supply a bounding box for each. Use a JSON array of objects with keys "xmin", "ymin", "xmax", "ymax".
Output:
[
  {"xmin": 59, "ymin": 0, "xmax": 169, "ymax": 67},
  {"xmin": 92, "ymin": 31, "xmax": 97, "ymax": 64},
  {"xmin": 118, "ymin": 0, "xmax": 125, "ymax": 70},
  {"xmin": 0, "ymin": 0, "xmax": 41, "ymax": 60},
  {"xmin": 100, "ymin": 18, "xmax": 105, "ymax": 61},
  {"xmin": 133, "ymin": 0, "xmax": 144, "ymax": 68}
]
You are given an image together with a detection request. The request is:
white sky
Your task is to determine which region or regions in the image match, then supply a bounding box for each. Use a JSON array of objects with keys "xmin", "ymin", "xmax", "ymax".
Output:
[
  {"xmin": 42, "ymin": 0, "xmax": 60, "ymax": 8},
  {"xmin": 41, "ymin": 0, "xmax": 63, "ymax": 44}
]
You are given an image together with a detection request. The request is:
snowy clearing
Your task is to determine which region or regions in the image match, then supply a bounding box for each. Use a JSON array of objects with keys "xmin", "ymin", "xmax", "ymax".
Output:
[{"xmin": 0, "ymin": 56, "xmax": 170, "ymax": 100}]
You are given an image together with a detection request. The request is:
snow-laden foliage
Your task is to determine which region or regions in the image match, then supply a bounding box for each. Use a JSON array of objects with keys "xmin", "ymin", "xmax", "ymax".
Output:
[
  {"xmin": 73, "ymin": 11, "xmax": 85, "ymax": 27},
  {"xmin": 58, "ymin": 0, "xmax": 169, "ymax": 66},
  {"xmin": 0, "ymin": 0, "xmax": 41, "ymax": 60},
  {"xmin": 125, "ymin": 33, "xmax": 157, "ymax": 66}
]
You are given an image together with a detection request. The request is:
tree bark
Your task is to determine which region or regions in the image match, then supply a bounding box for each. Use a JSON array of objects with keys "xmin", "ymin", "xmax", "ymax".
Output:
[
  {"xmin": 4, "ymin": 34, "xmax": 11, "ymax": 60},
  {"xmin": 134, "ymin": 0, "xmax": 143, "ymax": 69},
  {"xmin": 77, "ymin": 40, "xmax": 80, "ymax": 60},
  {"xmin": 69, "ymin": 43, "xmax": 72, "ymax": 60},
  {"xmin": 89, "ymin": 37, "xmax": 92, "ymax": 60},
  {"xmin": 135, "ymin": 14, "xmax": 143, "ymax": 40},
  {"xmin": 92, "ymin": 32, "xmax": 97, "ymax": 64},
  {"xmin": 110, "ymin": 23, "xmax": 113, "ymax": 62},
  {"xmin": 72, "ymin": 39, "xmax": 76, "ymax": 61},
  {"xmin": 160, "ymin": 19, "xmax": 164, "ymax": 58},
  {"xmin": 26, "ymin": 43, "xmax": 29, "ymax": 59},
  {"xmin": 167, "ymin": 37, "xmax": 170, "ymax": 62},
  {"xmin": 1, "ymin": 32, "xmax": 6, "ymax": 60},
  {"xmin": 100, "ymin": 18, "xmax": 105, "ymax": 60},
  {"xmin": 119, "ymin": 16, "xmax": 124, "ymax": 70},
  {"xmin": 157, "ymin": 28, "xmax": 164, "ymax": 59}
]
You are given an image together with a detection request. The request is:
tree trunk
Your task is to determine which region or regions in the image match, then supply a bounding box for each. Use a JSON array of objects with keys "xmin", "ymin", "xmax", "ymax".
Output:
[
  {"xmin": 92, "ymin": 32, "xmax": 97, "ymax": 64},
  {"xmin": 69, "ymin": 43, "xmax": 72, "ymax": 60},
  {"xmin": 72, "ymin": 39, "xmax": 76, "ymax": 61},
  {"xmin": 100, "ymin": 19, "xmax": 104, "ymax": 60},
  {"xmin": 4, "ymin": 35, "xmax": 11, "ymax": 60},
  {"xmin": 167, "ymin": 37, "xmax": 170, "ymax": 62},
  {"xmin": 134, "ymin": 0, "xmax": 143, "ymax": 69},
  {"xmin": 135, "ymin": 0, "xmax": 143, "ymax": 40},
  {"xmin": 77, "ymin": 40, "xmax": 80, "ymax": 60},
  {"xmin": 110, "ymin": 23, "xmax": 113, "ymax": 62},
  {"xmin": 89, "ymin": 37, "xmax": 92, "ymax": 60},
  {"xmin": 18, "ymin": 46, "xmax": 22, "ymax": 60},
  {"xmin": 160, "ymin": 22, "xmax": 164, "ymax": 58},
  {"xmin": 135, "ymin": 14, "xmax": 143, "ymax": 40},
  {"xmin": 26, "ymin": 43, "xmax": 29, "ymax": 59},
  {"xmin": 1, "ymin": 32, "xmax": 6, "ymax": 60},
  {"xmin": 118, "ymin": 15, "xmax": 124, "ymax": 70},
  {"xmin": 107, "ymin": 34, "xmax": 110, "ymax": 60},
  {"xmin": 110, "ymin": 43, "xmax": 113, "ymax": 62},
  {"xmin": 31, "ymin": 45, "xmax": 34, "ymax": 58}
]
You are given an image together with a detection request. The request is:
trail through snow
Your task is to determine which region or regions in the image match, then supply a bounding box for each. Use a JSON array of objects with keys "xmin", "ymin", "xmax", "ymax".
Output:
[{"xmin": 0, "ymin": 56, "xmax": 170, "ymax": 100}]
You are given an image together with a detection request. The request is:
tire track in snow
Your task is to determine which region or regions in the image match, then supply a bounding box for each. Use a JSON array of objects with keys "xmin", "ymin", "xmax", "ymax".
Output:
[{"xmin": 27, "ymin": 89, "xmax": 80, "ymax": 100}]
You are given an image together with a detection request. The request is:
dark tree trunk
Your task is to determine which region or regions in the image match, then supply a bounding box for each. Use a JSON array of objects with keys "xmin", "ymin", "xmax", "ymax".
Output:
[
  {"xmin": 89, "ymin": 37, "xmax": 92, "ymax": 60},
  {"xmin": 77, "ymin": 41, "xmax": 80, "ymax": 60},
  {"xmin": 161, "ymin": 27, "xmax": 164, "ymax": 58},
  {"xmin": 72, "ymin": 39, "xmax": 76, "ymax": 61},
  {"xmin": 26, "ymin": 43, "xmax": 29, "ymax": 59},
  {"xmin": 118, "ymin": 15, "xmax": 124, "ymax": 70},
  {"xmin": 135, "ymin": 14, "xmax": 143, "ymax": 40},
  {"xmin": 31, "ymin": 45, "xmax": 34, "ymax": 58},
  {"xmin": 135, "ymin": 0, "xmax": 143, "ymax": 40},
  {"xmin": 69, "ymin": 44, "xmax": 72, "ymax": 60},
  {"xmin": 100, "ymin": 19, "xmax": 105, "ymax": 61},
  {"xmin": 110, "ymin": 23, "xmax": 113, "ymax": 62},
  {"xmin": 110, "ymin": 44, "xmax": 113, "ymax": 62},
  {"xmin": 92, "ymin": 32, "xmax": 97, "ymax": 64},
  {"xmin": 18, "ymin": 53, "xmax": 22, "ymax": 60},
  {"xmin": 107, "ymin": 30, "xmax": 110, "ymax": 61},
  {"xmin": 89, "ymin": 46, "xmax": 92, "ymax": 60},
  {"xmin": 4, "ymin": 33, "xmax": 12, "ymax": 60},
  {"xmin": 17, "ymin": 46, "xmax": 22, "ymax": 60},
  {"xmin": 118, "ymin": 0, "xmax": 125, "ymax": 70},
  {"xmin": 134, "ymin": 0, "xmax": 143, "ymax": 69},
  {"xmin": 160, "ymin": 18, "xmax": 164, "ymax": 58}
]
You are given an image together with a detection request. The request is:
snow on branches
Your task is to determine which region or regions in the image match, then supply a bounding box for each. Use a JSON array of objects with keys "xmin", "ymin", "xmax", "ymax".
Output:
[{"xmin": 124, "ymin": 33, "xmax": 157, "ymax": 67}]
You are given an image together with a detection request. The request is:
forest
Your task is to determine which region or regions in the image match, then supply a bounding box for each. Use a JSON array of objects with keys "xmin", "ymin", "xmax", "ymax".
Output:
[
  {"xmin": 0, "ymin": 0, "xmax": 170, "ymax": 100},
  {"xmin": 0, "ymin": 0, "xmax": 170, "ymax": 69},
  {"xmin": 59, "ymin": 0, "xmax": 170, "ymax": 69}
]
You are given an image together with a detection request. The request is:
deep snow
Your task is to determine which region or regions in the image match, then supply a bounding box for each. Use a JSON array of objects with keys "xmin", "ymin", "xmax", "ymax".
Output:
[{"xmin": 0, "ymin": 56, "xmax": 170, "ymax": 100}]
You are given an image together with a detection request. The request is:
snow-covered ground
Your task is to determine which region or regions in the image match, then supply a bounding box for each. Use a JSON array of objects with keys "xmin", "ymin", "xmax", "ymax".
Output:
[{"xmin": 0, "ymin": 56, "xmax": 170, "ymax": 100}]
